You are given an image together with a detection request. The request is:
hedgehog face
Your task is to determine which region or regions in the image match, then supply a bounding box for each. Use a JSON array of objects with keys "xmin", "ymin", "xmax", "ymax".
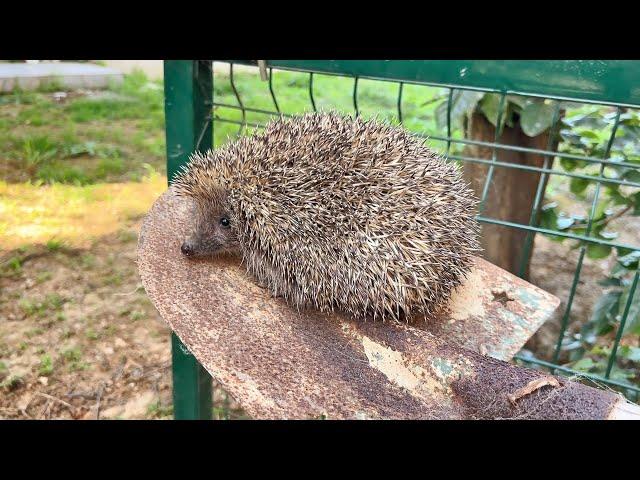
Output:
[{"xmin": 181, "ymin": 195, "xmax": 240, "ymax": 258}]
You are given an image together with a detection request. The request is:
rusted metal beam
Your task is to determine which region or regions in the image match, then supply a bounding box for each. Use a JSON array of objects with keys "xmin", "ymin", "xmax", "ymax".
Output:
[{"xmin": 138, "ymin": 189, "xmax": 638, "ymax": 420}]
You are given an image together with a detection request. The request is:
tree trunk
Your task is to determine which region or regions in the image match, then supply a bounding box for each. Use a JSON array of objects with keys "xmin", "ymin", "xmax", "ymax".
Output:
[{"xmin": 462, "ymin": 112, "xmax": 558, "ymax": 279}]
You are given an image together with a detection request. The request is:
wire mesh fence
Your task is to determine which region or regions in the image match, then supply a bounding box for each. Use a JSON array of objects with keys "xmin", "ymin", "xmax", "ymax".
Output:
[{"xmin": 190, "ymin": 60, "xmax": 640, "ymax": 402}]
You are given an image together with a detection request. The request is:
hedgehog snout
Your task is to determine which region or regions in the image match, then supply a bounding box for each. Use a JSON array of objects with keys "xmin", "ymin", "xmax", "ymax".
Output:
[{"xmin": 181, "ymin": 241, "xmax": 195, "ymax": 257}]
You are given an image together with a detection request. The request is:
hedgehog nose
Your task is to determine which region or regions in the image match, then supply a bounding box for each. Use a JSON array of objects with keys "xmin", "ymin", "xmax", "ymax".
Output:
[{"xmin": 181, "ymin": 242, "xmax": 194, "ymax": 257}]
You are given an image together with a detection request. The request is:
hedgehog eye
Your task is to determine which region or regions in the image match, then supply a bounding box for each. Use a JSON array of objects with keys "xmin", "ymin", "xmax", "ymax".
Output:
[{"xmin": 220, "ymin": 217, "xmax": 230, "ymax": 228}]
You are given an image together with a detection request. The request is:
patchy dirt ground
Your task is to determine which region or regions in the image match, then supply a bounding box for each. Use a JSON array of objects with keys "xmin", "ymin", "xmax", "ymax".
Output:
[
  {"xmin": 0, "ymin": 222, "xmax": 247, "ymax": 420},
  {"xmin": 526, "ymin": 235, "xmax": 613, "ymax": 360}
]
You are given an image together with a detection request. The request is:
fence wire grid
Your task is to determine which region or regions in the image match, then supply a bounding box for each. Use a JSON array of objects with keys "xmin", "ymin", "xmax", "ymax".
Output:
[{"xmin": 189, "ymin": 60, "xmax": 640, "ymax": 401}]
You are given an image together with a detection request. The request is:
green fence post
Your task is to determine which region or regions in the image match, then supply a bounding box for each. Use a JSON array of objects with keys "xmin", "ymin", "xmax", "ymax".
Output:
[{"xmin": 164, "ymin": 60, "xmax": 213, "ymax": 420}]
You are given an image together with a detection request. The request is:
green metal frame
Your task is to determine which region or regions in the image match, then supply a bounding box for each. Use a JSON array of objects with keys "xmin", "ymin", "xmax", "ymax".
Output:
[
  {"xmin": 164, "ymin": 60, "xmax": 213, "ymax": 419},
  {"xmin": 235, "ymin": 60, "xmax": 640, "ymax": 106},
  {"xmin": 164, "ymin": 60, "xmax": 640, "ymax": 417}
]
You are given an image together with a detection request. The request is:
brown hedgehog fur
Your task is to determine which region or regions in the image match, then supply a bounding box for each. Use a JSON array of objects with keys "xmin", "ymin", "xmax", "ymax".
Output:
[{"xmin": 173, "ymin": 111, "xmax": 481, "ymax": 322}]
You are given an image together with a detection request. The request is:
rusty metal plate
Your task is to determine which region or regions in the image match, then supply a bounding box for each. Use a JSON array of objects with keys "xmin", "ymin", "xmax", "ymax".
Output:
[
  {"xmin": 432, "ymin": 257, "xmax": 560, "ymax": 360},
  {"xmin": 138, "ymin": 189, "xmax": 622, "ymax": 419}
]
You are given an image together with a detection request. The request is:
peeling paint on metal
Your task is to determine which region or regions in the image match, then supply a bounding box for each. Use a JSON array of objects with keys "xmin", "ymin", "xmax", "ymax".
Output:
[
  {"xmin": 361, "ymin": 335, "xmax": 452, "ymax": 405},
  {"xmin": 447, "ymin": 268, "xmax": 487, "ymax": 321},
  {"xmin": 430, "ymin": 257, "xmax": 561, "ymax": 361}
]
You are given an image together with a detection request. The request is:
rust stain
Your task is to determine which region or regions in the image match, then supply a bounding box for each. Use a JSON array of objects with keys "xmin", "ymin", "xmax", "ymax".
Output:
[
  {"xmin": 491, "ymin": 289, "xmax": 514, "ymax": 305},
  {"xmin": 137, "ymin": 189, "xmax": 617, "ymax": 420}
]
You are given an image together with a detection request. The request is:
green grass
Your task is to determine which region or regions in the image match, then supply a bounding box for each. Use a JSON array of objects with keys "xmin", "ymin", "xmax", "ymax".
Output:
[
  {"xmin": 15, "ymin": 135, "xmax": 59, "ymax": 168},
  {"xmin": 25, "ymin": 327, "xmax": 44, "ymax": 338},
  {"xmin": 60, "ymin": 327, "xmax": 74, "ymax": 340},
  {"xmin": 147, "ymin": 400, "xmax": 173, "ymax": 418},
  {"xmin": 1, "ymin": 66, "xmax": 459, "ymax": 190},
  {"xmin": 61, "ymin": 347, "xmax": 81, "ymax": 362},
  {"xmin": 128, "ymin": 310, "xmax": 145, "ymax": 322},
  {"xmin": 38, "ymin": 354, "xmax": 54, "ymax": 376},
  {"xmin": 1, "ymin": 169, "xmax": 165, "ymax": 250},
  {"xmin": 0, "ymin": 256, "xmax": 23, "ymax": 276},
  {"xmin": 36, "ymin": 270, "xmax": 53, "ymax": 283},
  {"xmin": 85, "ymin": 328, "xmax": 99, "ymax": 341},
  {"xmin": 102, "ymin": 271, "xmax": 124, "ymax": 286},
  {"xmin": 19, "ymin": 293, "xmax": 66, "ymax": 318},
  {"xmin": 102, "ymin": 325, "xmax": 118, "ymax": 337},
  {"xmin": 45, "ymin": 239, "xmax": 65, "ymax": 252},
  {"xmin": 0, "ymin": 375, "xmax": 24, "ymax": 391},
  {"xmin": 36, "ymin": 163, "xmax": 90, "ymax": 185},
  {"xmin": 210, "ymin": 67, "xmax": 456, "ymax": 153},
  {"xmin": 79, "ymin": 254, "xmax": 96, "ymax": 268},
  {"xmin": 61, "ymin": 347, "xmax": 88, "ymax": 371},
  {"xmin": 117, "ymin": 228, "xmax": 138, "ymax": 243},
  {"xmin": 1, "ymin": 70, "xmax": 166, "ymax": 186}
]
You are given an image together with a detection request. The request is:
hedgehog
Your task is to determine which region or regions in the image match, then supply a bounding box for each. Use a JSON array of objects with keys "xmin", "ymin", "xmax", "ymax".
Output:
[{"xmin": 173, "ymin": 111, "xmax": 481, "ymax": 322}]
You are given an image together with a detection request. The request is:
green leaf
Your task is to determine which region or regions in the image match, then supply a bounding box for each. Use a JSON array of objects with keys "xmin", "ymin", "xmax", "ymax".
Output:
[
  {"xmin": 539, "ymin": 203, "xmax": 559, "ymax": 230},
  {"xmin": 560, "ymin": 157, "xmax": 587, "ymax": 172},
  {"xmin": 586, "ymin": 243, "xmax": 612, "ymax": 259},
  {"xmin": 599, "ymin": 230, "xmax": 618, "ymax": 240},
  {"xmin": 591, "ymin": 222, "xmax": 605, "ymax": 239},
  {"xmin": 612, "ymin": 262, "xmax": 632, "ymax": 279},
  {"xmin": 506, "ymin": 95, "xmax": 530, "ymax": 109},
  {"xmin": 633, "ymin": 192, "xmax": 640, "ymax": 216},
  {"xmin": 616, "ymin": 246, "xmax": 636, "ymax": 258},
  {"xmin": 584, "ymin": 290, "xmax": 622, "ymax": 338},
  {"xmin": 520, "ymin": 102, "xmax": 556, "ymax": 137},
  {"xmin": 572, "ymin": 358, "xmax": 595, "ymax": 371},
  {"xmin": 618, "ymin": 250, "xmax": 640, "ymax": 268},
  {"xmin": 556, "ymin": 217, "xmax": 574, "ymax": 230},
  {"xmin": 598, "ymin": 277, "xmax": 622, "ymax": 287},
  {"xmin": 589, "ymin": 344, "xmax": 611, "ymax": 356},
  {"xmin": 539, "ymin": 203, "xmax": 566, "ymax": 241},
  {"xmin": 435, "ymin": 90, "xmax": 484, "ymax": 130},
  {"xmin": 575, "ymin": 128, "xmax": 600, "ymax": 140},
  {"xmin": 626, "ymin": 169, "xmax": 640, "ymax": 183},
  {"xmin": 605, "ymin": 184, "xmax": 629, "ymax": 206},
  {"xmin": 619, "ymin": 345, "xmax": 640, "ymax": 362},
  {"xmin": 478, "ymin": 93, "xmax": 505, "ymax": 129},
  {"xmin": 594, "ymin": 200, "xmax": 611, "ymax": 221},
  {"xmin": 67, "ymin": 141, "xmax": 98, "ymax": 157},
  {"xmin": 619, "ymin": 281, "xmax": 640, "ymax": 336},
  {"xmin": 570, "ymin": 177, "xmax": 590, "ymax": 195}
]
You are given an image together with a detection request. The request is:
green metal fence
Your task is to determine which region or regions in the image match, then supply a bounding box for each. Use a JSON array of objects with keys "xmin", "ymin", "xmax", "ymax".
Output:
[{"xmin": 164, "ymin": 60, "xmax": 640, "ymax": 419}]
